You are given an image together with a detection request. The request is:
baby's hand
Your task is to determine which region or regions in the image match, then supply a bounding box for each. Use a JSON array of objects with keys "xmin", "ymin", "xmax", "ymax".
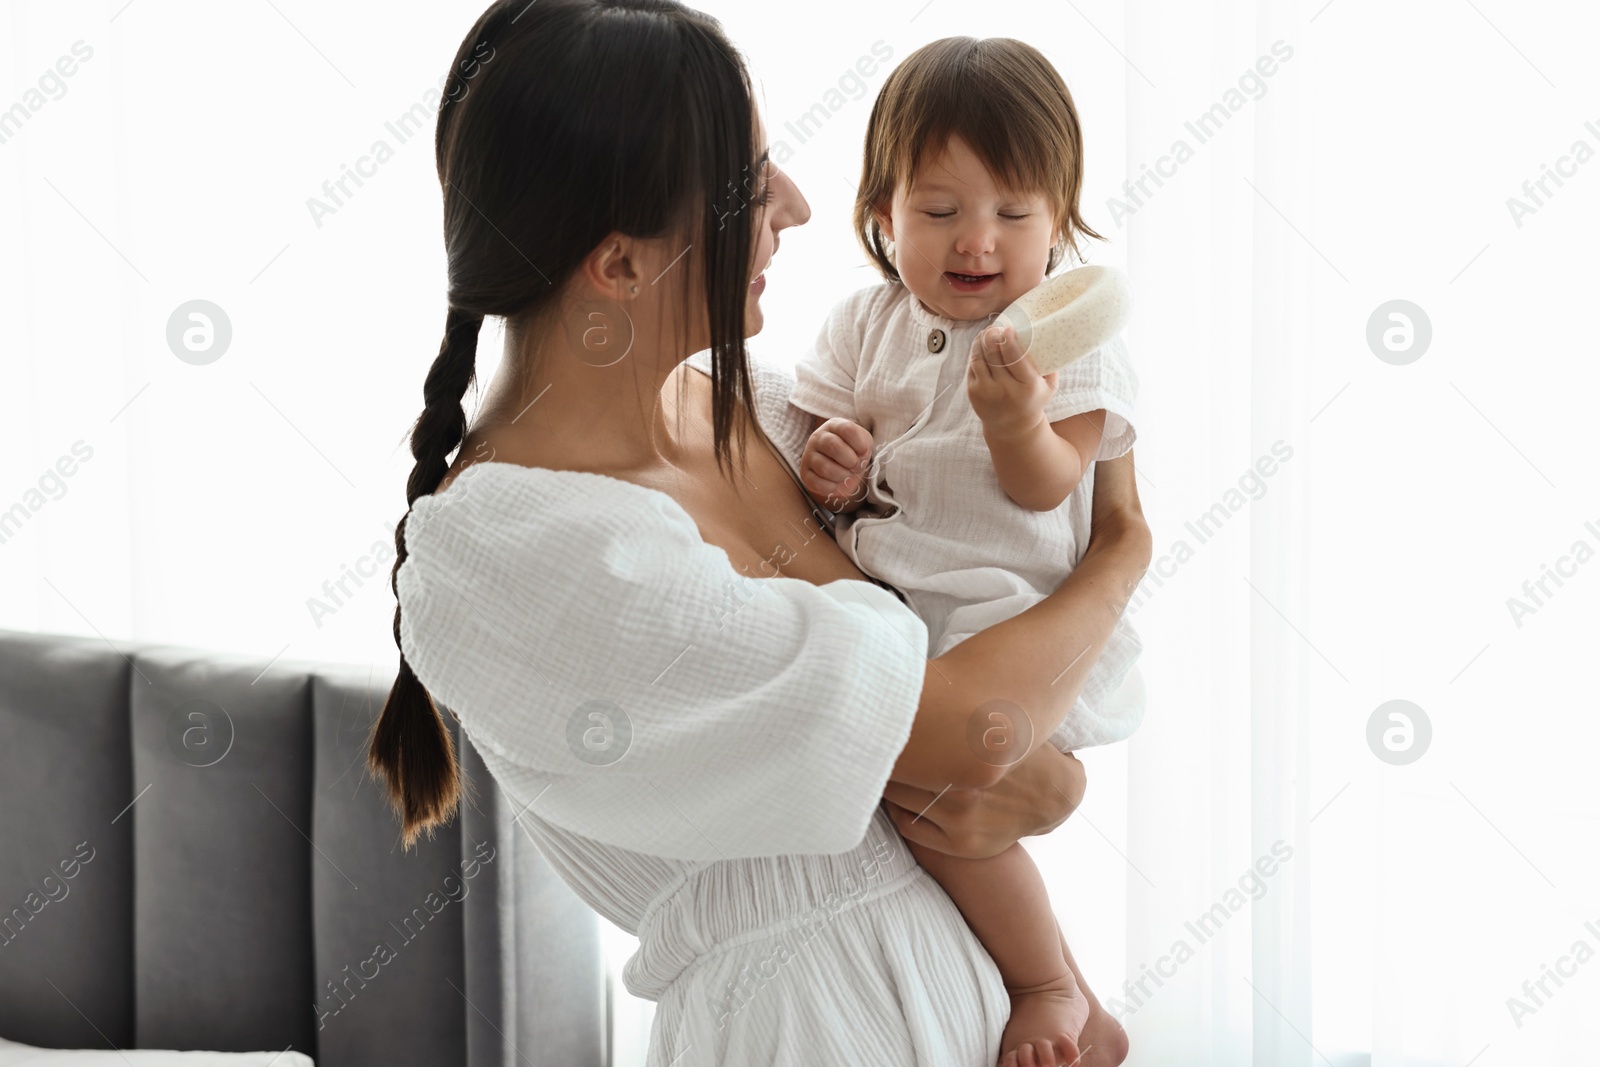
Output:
[
  {"xmin": 800, "ymin": 417, "xmax": 874, "ymax": 513},
  {"xmin": 966, "ymin": 323, "xmax": 1059, "ymax": 439}
]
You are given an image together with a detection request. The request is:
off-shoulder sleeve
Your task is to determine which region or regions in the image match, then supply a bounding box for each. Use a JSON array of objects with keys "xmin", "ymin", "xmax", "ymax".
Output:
[
  {"xmin": 397, "ymin": 464, "xmax": 930, "ymax": 862},
  {"xmin": 788, "ymin": 296, "xmax": 862, "ymax": 423},
  {"xmin": 1044, "ymin": 333, "xmax": 1140, "ymax": 461}
]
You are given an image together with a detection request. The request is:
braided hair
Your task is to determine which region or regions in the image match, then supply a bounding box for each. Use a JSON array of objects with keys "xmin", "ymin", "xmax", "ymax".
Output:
[
  {"xmin": 370, "ymin": 306, "xmax": 481, "ymax": 843},
  {"xmin": 370, "ymin": 0, "xmax": 760, "ymax": 848}
]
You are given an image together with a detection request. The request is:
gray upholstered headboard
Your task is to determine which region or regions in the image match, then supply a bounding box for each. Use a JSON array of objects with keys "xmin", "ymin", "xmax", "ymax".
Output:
[{"xmin": 0, "ymin": 628, "xmax": 607, "ymax": 1066}]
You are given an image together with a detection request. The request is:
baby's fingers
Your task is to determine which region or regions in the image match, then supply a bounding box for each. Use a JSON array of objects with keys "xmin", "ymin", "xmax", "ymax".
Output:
[
  {"xmin": 807, "ymin": 449, "xmax": 859, "ymax": 488},
  {"xmin": 814, "ymin": 420, "xmax": 873, "ymax": 470},
  {"xmin": 824, "ymin": 417, "xmax": 875, "ymax": 460},
  {"xmin": 799, "ymin": 458, "xmax": 858, "ymax": 508},
  {"xmin": 968, "ymin": 333, "xmax": 996, "ymax": 383},
  {"xmin": 985, "ymin": 325, "xmax": 1045, "ymax": 383}
]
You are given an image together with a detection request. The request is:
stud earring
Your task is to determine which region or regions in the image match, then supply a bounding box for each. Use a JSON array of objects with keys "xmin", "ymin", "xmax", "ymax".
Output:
[{"xmin": 630, "ymin": 285, "xmax": 639, "ymax": 294}]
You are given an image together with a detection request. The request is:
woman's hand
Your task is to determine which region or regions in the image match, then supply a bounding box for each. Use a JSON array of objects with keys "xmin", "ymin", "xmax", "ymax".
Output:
[{"xmin": 882, "ymin": 745, "xmax": 1086, "ymax": 859}]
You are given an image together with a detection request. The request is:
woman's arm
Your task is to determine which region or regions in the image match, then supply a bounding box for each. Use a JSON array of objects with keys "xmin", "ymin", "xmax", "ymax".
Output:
[{"xmin": 889, "ymin": 450, "xmax": 1151, "ymax": 792}]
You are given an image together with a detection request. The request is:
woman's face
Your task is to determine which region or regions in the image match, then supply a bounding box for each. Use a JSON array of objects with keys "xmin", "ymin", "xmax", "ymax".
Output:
[{"xmin": 744, "ymin": 116, "xmax": 810, "ymax": 337}]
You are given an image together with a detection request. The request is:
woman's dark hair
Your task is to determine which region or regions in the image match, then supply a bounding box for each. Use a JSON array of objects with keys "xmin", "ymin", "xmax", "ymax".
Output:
[
  {"xmin": 854, "ymin": 37, "xmax": 1102, "ymax": 281},
  {"xmin": 370, "ymin": 0, "xmax": 760, "ymax": 848}
]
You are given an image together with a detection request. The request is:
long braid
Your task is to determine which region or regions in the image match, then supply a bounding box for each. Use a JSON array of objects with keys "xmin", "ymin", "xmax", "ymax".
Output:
[{"xmin": 370, "ymin": 306, "xmax": 482, "ymax": 848}]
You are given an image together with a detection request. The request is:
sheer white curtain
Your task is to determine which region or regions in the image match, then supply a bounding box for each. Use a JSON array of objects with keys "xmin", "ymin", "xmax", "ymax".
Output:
[
  {"xmin": 1106, "ymin": 1, "xmax": 1599, "ymax": 1064},
  {"xmin": 5, "ymin": 2, "xmax": 1595, "ymax": 1065},
  {"xmin": 1112, "ymin": 1, "xmax": 1314, "ymax": 1059}
]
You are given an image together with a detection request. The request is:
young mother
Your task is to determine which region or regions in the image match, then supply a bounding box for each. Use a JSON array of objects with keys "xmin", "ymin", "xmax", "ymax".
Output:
[{"xmin": 368, "ymin": 1, "xmax": 1150, "ymax": 1065}]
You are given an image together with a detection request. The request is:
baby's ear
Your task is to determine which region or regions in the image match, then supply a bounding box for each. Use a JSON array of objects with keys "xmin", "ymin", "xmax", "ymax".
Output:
[{"xmin": 874, "ymin": 204, "xmax": 895, "ymax": 242}]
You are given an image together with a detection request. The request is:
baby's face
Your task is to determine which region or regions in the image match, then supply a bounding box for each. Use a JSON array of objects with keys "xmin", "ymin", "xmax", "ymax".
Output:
[{"xmin": 879, "ymin": 136, "xmax": 1058, "ymax": 322}]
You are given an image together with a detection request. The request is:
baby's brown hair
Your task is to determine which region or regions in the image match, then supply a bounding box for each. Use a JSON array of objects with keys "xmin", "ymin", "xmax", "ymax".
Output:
[{"xmin": 853, "ymin": 37, "xmax": 1103, "ymax": 283}]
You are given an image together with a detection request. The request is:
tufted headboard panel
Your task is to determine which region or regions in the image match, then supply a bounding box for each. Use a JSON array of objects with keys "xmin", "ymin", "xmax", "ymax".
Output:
[{"xmin": 0, "ymin": 629, "xmax": 607, "ymax": 1066}]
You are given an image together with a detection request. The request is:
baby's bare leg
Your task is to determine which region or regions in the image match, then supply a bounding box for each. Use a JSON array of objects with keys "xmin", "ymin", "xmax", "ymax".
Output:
[
  {"xmin": 907, "ymin": 838, "xmax": 1070, "ymax": 990},
  {"xmin": 906, "ymin": 837, "xmax": 1088, "ymax": 1065}
]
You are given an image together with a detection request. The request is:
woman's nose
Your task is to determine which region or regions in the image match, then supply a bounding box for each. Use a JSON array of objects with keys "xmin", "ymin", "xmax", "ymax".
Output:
[
  {"xmin": 777, "ymin": 183, "xmax": 806, "ymax": 231},
  {"xmin": 775, "ymin": 172, "xmax": 811, "ymax": 231}
]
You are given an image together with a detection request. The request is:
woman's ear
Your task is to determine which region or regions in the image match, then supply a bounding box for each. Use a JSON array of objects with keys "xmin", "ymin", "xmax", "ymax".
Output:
[{"xmin": 579, "ymin": 233, "xmax": 644, "ymax": 300}]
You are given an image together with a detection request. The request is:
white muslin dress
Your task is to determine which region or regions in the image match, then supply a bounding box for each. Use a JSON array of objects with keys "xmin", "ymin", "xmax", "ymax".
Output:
[
  {"xmin": 396, "ymin": 349, "xmax": 1011, "ymax": 1067},
  {"xmin": 790, "ymin": 281, "xmax": 1146, "ymax": 751}
]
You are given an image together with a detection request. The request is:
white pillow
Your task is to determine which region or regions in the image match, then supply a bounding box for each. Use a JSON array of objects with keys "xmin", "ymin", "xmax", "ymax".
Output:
[{"xmin": 0, "ymin": 1036, "xmax": 313, "ymax": 1066}]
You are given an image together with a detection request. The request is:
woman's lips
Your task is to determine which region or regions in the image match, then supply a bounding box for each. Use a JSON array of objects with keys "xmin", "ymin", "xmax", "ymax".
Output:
[
  {"xmin": 750, "ymin": 272, "xmax": 766, "ymax": 296},
  {"xmin": 944, "ymin": 270, "xmax": 998, "ymax": 293}
]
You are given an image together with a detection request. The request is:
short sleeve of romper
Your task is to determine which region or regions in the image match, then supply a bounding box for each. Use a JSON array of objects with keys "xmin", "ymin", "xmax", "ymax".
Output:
[
  {"xmin": 397, "ymin": 428, "xmax": 931, "ymax": 863},
  {"xmin": 1042, "ymin": 332, "xmax": 1140, "ymax": 461},
  {"xmin": 789, "ymin": 293, "xmax": 866, "ymax": 424}
]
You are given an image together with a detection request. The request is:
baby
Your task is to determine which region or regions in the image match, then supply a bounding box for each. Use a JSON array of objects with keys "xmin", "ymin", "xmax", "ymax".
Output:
[{"xmin": 789, "ymin": 37, "xmax": 1143, "ymax": 1067}]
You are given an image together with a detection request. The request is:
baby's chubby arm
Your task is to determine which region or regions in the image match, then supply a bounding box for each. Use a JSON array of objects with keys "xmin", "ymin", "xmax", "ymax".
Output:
[
  {"xmin": 967, "ymin": 324, "xmax": 1105, "ymax": 512},
  {"xmin": 799, "ymin": 412, "xmax": 874, "ymax": 514}
]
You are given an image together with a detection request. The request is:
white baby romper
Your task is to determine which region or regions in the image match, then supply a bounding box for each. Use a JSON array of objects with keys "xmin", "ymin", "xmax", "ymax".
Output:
[
  {"xmin": 397, "ymin": 349, "xmax": 1013, "ymax": 1067},
  {"xmin": 790, "ymin": 280, "xmax": 1146, "ymax": 751}
]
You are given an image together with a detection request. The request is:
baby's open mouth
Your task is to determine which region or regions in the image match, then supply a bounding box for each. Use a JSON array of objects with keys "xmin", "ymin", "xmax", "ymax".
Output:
[{"xmin": 945, "ymin": 271, "xmax": 999, "ymax": 292}]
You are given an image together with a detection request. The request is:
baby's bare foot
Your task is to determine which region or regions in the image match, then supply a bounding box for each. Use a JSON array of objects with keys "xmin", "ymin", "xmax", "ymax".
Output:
[
  {"xmin": 997, "ymin": 972, "xmax": 1089, "ymax": 1067},
  {"xmin": 1074, "ymin": 1001, "xmax": 1129, "ymax": 1067}
]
